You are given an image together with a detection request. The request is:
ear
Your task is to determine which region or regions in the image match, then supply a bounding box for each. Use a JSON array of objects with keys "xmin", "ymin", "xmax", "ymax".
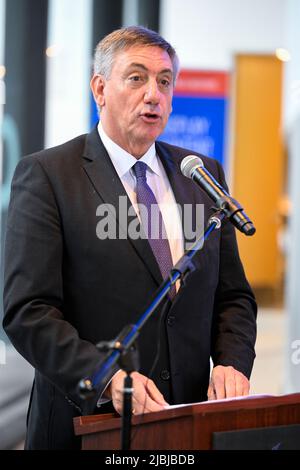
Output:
[{"xmin": 90, "ymin": 74, "xmax": 106, "ymax": 108}]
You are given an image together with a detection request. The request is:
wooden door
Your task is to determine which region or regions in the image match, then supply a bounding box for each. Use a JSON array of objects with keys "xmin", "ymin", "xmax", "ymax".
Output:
[{"xmin": 231, "ymin": 55, "xmax": 284, "ymax": 289}]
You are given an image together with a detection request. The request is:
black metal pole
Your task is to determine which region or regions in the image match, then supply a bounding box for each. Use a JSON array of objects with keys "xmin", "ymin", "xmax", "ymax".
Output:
[{"xmin": 121, "ymin": 373, "xmax": 134, "ymax": 450}]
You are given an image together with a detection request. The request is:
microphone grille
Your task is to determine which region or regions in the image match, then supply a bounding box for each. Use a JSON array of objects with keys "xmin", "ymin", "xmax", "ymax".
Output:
[{"xmin": 180, "ymin": 155, "xmax": 204, "ymax": 178}]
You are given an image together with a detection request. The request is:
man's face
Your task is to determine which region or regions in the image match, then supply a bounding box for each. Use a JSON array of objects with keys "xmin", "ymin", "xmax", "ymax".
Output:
[{"xmin": 91, "ymin": 45, "xmax": 174, "ymax": 157}]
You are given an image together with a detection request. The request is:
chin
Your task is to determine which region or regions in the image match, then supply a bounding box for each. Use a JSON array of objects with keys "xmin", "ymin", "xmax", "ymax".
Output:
[
  {"xmin": 146, "ymin": 128, "xmax": 162, "ymax": 140},
  {"xmin": 134, "ymin": 124, "xmax": 164, "ymax": 146}
]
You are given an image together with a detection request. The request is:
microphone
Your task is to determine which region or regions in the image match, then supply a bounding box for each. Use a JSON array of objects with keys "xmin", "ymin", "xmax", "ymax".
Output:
[{"xmin": 181, "ymin": 155, "xmax": 256, "ymax": 236}]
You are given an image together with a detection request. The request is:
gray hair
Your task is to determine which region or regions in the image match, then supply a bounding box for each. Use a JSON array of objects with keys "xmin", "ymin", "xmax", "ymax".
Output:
[{"xmin": 93, "ymin": 25, "xmax": 180, "ymax": 83}]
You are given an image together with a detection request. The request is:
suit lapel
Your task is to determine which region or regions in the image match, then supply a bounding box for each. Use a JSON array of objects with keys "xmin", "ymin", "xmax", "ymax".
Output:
[{"xmin": 81, "ymin": 128, "xmax": 163, "ymax": 286}]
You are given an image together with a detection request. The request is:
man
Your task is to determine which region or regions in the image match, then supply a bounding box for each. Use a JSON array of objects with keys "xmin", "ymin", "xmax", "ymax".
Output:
[{"xmin": 3, "ymin": 26, "xmax": 257, "ymax": 450}]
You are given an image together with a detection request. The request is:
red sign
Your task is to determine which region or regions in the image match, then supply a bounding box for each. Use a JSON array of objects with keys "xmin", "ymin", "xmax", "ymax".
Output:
[{"xmin": 175, "ymin": 70, "xmax": 229, "ymax": 98}]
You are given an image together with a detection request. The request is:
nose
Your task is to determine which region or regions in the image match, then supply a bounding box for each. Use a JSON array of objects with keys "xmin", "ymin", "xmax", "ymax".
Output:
[{"xmin": 144, "ymin": 79, "xmax": 160, "ymax": 105}]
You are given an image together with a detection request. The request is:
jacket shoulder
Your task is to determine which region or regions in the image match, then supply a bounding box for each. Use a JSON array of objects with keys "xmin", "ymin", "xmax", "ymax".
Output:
[
  {"xmin": 156, "ymin": 140, "xmax": 222, "ymax": 176},
  {"xmin": 21, "ymin": 133, "xmax": 88, "ymax": 169}
]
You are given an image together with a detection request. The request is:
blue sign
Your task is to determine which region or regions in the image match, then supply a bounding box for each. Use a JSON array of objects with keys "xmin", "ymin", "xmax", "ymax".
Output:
[{"xmin": 160, "ymin": 96, "xmax": 227, "ymax": 164}]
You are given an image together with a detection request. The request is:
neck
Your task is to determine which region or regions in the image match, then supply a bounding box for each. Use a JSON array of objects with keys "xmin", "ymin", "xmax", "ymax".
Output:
[{"xmin": 125, "ymin": 142, "xmax": 153, "ymax": 159}]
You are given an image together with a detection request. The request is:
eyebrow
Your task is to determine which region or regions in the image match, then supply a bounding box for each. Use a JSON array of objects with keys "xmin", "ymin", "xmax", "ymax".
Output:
[{"xmin": 127, "ymin": 63, "xmax": 173, "ymax": 76}]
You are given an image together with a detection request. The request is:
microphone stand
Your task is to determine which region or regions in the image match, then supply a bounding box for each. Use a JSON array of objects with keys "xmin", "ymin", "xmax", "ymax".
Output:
[
  {"xmin": 86, "ymin": 325, "xmax": 139, "ymax": 450},
  {"xmin": 78, "ymin": 209, "xmax": 226, "ymax": 450}
]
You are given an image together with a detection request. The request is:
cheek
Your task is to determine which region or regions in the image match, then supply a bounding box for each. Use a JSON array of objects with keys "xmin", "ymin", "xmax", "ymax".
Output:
[{"xmin": 164, "ymin": 96, "xmax": 173, "ymax": 114}]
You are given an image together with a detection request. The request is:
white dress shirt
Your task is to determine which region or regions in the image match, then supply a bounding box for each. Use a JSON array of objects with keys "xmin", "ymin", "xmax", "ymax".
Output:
[{"xmin": 98, "ymin": 122, "xmax": 184, "ymax": 266}]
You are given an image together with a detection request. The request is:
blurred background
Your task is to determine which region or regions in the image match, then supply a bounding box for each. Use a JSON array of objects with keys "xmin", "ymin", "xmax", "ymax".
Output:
[{"xmin": 0, "ymin": 0, "xmax": 300, "ymax": 450}]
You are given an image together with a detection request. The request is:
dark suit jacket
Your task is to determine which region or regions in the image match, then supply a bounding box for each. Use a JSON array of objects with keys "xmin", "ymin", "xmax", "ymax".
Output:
[{"xmin": 3, "ymin": 127, "xmax": 257, "ymax": 449}]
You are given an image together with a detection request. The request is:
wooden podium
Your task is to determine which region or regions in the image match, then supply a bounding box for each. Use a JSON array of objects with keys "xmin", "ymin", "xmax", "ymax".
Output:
[{"xmin": 74, "ymin": 393, "xmax": 300, "ymax": 450}]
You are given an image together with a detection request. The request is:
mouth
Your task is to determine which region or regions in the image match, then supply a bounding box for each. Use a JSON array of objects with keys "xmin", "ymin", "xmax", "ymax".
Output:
[{"xmin": 140, "ymin": 113, "xmax": 161, "ymax": 123}]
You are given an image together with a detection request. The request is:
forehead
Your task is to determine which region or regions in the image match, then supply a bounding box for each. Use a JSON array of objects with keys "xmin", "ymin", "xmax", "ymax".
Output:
[{"xmin": 111, "ymin": 45, "xmax": 174, "ymax": 74}]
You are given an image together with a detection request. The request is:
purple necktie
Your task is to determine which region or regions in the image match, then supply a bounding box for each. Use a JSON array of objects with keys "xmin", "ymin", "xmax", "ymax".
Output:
[{"xmin": 133, "ymin": 161, "xmax": 176, "ymax": 299}]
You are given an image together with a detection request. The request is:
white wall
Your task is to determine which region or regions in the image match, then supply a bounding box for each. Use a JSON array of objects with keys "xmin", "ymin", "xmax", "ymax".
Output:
[
  {"xmin": 45, "ymin": 0, "xmax": 93, "ymax": 148},
  {"xmin": 123, "ymin": 0, "xmax": 139, "ymax": 26},
  {"xmin": 161, "ymin": 0, "xmax": 286, "ymax": 70}
]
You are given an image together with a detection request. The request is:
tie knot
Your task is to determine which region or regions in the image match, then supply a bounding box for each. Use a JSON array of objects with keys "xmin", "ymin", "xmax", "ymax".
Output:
[{"xmin": 133, "ymin": 161, "xmax": 148, "ymax": 180}]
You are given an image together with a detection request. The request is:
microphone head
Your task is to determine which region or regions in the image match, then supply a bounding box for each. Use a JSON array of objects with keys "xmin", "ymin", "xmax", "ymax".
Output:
[{"xmin": 180, "ymin": 155, "xmax": 204, "ymax": 178}]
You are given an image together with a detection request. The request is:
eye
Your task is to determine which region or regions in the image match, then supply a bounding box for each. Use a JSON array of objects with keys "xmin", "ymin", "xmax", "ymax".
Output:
[
  {"xmin": 129, "ymin": 75, "xmax": 141, "ymax": 82},
  {"xmin": 160, "ymin": 78, "xmax": 171, "ymax": 89},
  {"xmin": 128, "ymin": 74, "xmax": 145, "ymax": 85}
]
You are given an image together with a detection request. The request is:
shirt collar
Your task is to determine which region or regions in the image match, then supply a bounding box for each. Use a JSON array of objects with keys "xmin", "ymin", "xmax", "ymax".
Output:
[{"xmin": 98, "ymin": 121, "xmax": 161, "ymax": 178}]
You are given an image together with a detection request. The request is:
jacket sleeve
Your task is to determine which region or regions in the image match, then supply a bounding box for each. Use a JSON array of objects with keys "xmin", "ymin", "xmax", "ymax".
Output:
[
  {"xmin": 2, "ymin": 155, "xmax": 113, "ymax": 414},
  {"xmin": 210, "ymin": 160, "xmax": 257, "ymax": 378}
]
